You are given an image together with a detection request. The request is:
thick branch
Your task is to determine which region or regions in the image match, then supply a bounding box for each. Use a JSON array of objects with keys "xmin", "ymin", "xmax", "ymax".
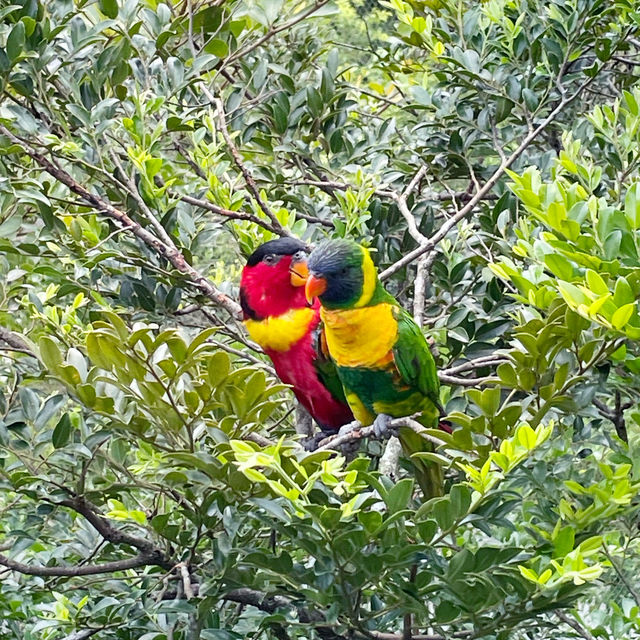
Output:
[
  {"xmin": 0, "ymin": 496, "xmax": 172, "ymax": 577},
  {"xmin": 61, "ymin": 630, "xmax": 102, "ymax": 640},
  {"xmin": 58, "ymin": 497, "xmax": 167, "ymax": 559},
  {"xmin": 441, "ymin": 355, "xmax": 509, "ymax": 375},
  {"xmin": 393, "ymin": 166, "xmax": 428, "ymax": 244},
  {"xmin": 364, "ymin": 632, "xmax": 470, "ymax": 640},
  {"xmin": 413, "ymin": 256, "xmax": 428, "ymax": 328},
  {"xmin": 0, "ymin": 126, "xmax": 242, "ymax": 319},
  {"xmin": 109, "ymin": 150, "xmax": 176, "ymax": 249},
  {"xmin": 289, "ymin": 179, "xmax": 498, "ymax": 204},
  {"xmin": 437, "ymin": 373, "xmax": 495, "ymax": 387},
  {"xmin": 0, "ymin": 551, "xmax": 156, "ymax": 577}
]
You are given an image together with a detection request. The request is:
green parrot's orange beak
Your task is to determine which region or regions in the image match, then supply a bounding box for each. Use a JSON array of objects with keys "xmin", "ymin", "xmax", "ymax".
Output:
[
  {"xmin": 289, "ymin": 259, "xmax": 309, "ymax": 287},
  {"xmin": 305, "ymin": 274, "xmax": 327, "ymax": 303}
]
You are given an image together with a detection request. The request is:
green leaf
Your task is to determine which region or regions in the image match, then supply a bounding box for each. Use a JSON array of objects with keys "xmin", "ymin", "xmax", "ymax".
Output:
[
  {"xmin": 358, "ymin": 510, "xmax": 382, "ymax": 534},
  {"xmin": 495, "ymin": 97, "xmax": 514, "ymax": 123},
  {"xmin": 204, "ymin": 38, "xmax": 228, "ymax": 58},
  {"xmin": 52, "ymin": 414, "xmax": 72, "ymax": 448},
  {"xmin": 435, "ymin": 600, "xmax": 459, "ymax": 623},
  {"xmin": 612, "ymin": 302, "xmax": 634, "ymax": 329},
  {"xmin": 6, "ymin": 21, "xmax": 25, "ymax": 61},
  {"xmin": 39, "ymin": 336, "xmax": 63, "ymax": 370},
  {"xmin": 553, "ymin": 525, "xmax": 575, "ymax": 558},
  {"xmin": 585, "ymin": 269, "xmax": 608, "ymax": 296},
  {"xmin": 544, "ymin": 254, "xmax": 574, "ymax": 280},
  {"xmin": 98, "ymin": 0, "xmax": 119, "ymax": 19},
  {"xmin": 433, "ymin": 498, "xmax": 454, "ymax": 530},
  {"xmin": 166, "ymin": 116, "xmax": 193, "ymax": 131},
  {"xmin": 208, "ymin": 352, "xmax": 230, "ymax": 388},
  {"xmin": 497, "ymin": 363, "xmax": 518, "ymax": 387},
  {"xmin": 21, "ymin": 16, "xmax": 36, "ymax": 37},
  {"xmin": 449, "ymin": 484, "xmax": 471, "ymax": 519},
  {"xmin": 384, "ymin": 478, "xmax": 413, "ymax": 513},
  {"xmin": 624, "ymin": 182, "xmax": 640, "ymax": 230}
]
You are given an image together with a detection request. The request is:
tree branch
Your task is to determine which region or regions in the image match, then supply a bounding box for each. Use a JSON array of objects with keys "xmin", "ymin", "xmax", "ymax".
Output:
[
  {"xmin": 0, "ymin": 125, "xmax": 242, "ymax": 319},
  {"xmin": 316, "ymin": 415, "xmax": 447, "ymax": 451},
  {"xmin": 0, "ymin": 551, "xmax": 157, "ymax": 577},
  {"xmin": 57, "ymin": 496, "xmax": 169, "ymax": 562},
  {"xmin": 555, "ymin": 611, "xmax": 595, "ymax": 640},
  {"xmin": 223, "ymin": 588, "xmax": 348, "ymax": 640},
  {"xmin": 108, "ymin": 149, "xmax": 176, "ymax": 249},
  {"xmin": 0, "ymin": 326, "xmax": 34, "ymax": 355},
  {"xmin": 175, "ymin": 189, "xmax": 287, "ymax": 235},
  {"xmin": 393, "ymin": 166, "xmax": 428, "ymax": 244},
  {"xmin": 61, "ymin": 630, "xmax": 103, "ymax": 640},
  {"xmin": 226, "ymin": 1, "xmax": 331, "ymax": 65},
  {"xmin": 204, "ymin": 91, "xmax": 289, "ymax": 236},
  {"xmin": 441, "ymin": 355, "xmax": 509, "ymax": 375},
  {"xmin": 379, "ymin": 72, "xmax": 603, "ymax": 281},
  {"xmin": 0, "ymin": 496, "xmax": 172, "ymax": 577}
]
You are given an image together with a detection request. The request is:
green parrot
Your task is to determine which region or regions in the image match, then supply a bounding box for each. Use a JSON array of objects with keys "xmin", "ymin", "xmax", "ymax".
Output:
[{"xmin": 304, "ymin": 238, "xmax": 444, "ymax": 497}]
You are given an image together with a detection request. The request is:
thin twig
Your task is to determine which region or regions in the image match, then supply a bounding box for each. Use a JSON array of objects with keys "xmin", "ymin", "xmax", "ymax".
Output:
[
  {"xmin": 555, "ymin": 611, "xmax": 596, "ymax": 640},
  {"xmin": 0, "ymin": 552, "xmax": 158, "ymax": 577},
  {"xmin": 441, "ymin": 355, "xmax": 509, "ymax": 376},
  {"xmin": 393, "ymin": 165, "xmax": 428, "ymax": 244},
  {"xmin": 176, "ymin": 190, "xmax": 286, "ymax": 236},
  {"xmin": 413, "ymin": 256, "xmax": 428, "ymax": 328},
  {"xmin": 176, "ymin": 562, "xmax": 195, "ymax": 600},
  {"xmin": 316, "ymin": 416, "xmax": 447, "ymax": 451},
  {"xmin": 226, "ymin": 1, "xmax": 331, "ymax": 64},
  {"xmin": 205, "ymin": 91, "xmax": 288, "ymax": 235},
  {"xmin": 108, "ymin": 149, "xmax": 176, "ymax": 248},
  {"xmin": 379, "ymin": 71, "xmax": 604, "ymax": 281}
]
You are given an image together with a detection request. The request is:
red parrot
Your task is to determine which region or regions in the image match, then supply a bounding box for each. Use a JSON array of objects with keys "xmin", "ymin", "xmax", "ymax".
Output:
[{"xmin": 240, "ymin": 238, "xmax": 354, "ymax": 432}]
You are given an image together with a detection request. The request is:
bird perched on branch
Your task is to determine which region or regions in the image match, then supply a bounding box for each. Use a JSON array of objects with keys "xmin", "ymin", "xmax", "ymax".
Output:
[
  {"xmin": 305, "ymin": 238, "xmax": 444, "ymax": 496},
  {"xmin": 240, "ymin": 238, "xmax": 354, "ymax": 433}
]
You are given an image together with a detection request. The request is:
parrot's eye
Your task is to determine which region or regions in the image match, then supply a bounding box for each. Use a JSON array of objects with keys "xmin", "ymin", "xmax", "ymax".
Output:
[
  {"xmin": 292, "ymin": 250, "xmax": 307, "ymax": 261},
  {"xmin": 263, "ymin": 254, "xmax": 281, "ymax": 265}
]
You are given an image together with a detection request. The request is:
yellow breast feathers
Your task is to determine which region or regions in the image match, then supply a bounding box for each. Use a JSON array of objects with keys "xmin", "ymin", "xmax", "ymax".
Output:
[
  {"xmin": 245, "ymin": 307, "xmax": 316, "ymax": 352},
  {"xmin": 321, "ymin": 303, "xmax": 397, "ymax": 368}
]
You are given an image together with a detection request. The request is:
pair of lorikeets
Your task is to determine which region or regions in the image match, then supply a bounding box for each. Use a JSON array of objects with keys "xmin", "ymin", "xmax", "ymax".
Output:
[{"xmin": 240, "ymin": 237, "xmax": 444, "ymax": 496}]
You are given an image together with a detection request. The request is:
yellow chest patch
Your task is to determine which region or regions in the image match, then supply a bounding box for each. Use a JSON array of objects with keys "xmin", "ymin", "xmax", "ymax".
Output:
[
  {"xmin": 321, "ymin": 303, "xmax": 397, "ymax": 368},
  {"xmin": 245, "ymin": 307, "xmax": 316, "ymax": 352}
]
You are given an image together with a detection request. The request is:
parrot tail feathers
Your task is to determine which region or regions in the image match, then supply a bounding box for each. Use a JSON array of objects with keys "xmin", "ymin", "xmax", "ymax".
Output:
[{"xmin": 397, "ymin": 427, "xmax": 444, "ymax": 499}]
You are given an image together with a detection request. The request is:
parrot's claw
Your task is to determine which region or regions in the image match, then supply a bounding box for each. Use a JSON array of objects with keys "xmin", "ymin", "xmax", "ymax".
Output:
[
  {"xmin": 338, "ymin": 421, "xmax": 359, "ymax": 437},
  {"xmin": 301, "ymin": 431, "xmax": 329, "ymax": 451},
  {"xmin": 373, "ymin": 413, "xmax": 396, "ymax": 439}
]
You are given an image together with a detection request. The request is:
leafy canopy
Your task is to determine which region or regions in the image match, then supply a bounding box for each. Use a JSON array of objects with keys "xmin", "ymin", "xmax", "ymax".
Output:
[{"xmin": 1, "ymin": 1, "xmax": 640, "ymax": 639}]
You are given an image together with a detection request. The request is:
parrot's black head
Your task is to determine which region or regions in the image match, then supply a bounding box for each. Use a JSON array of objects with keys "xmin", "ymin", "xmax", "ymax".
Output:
[
  {"xmin": 245, "ymin": 237, "xmax": 310, "ymax": 267},
  {"xmin": 306, "ymin": 239, "xmax": 377, "ymax": 309}
]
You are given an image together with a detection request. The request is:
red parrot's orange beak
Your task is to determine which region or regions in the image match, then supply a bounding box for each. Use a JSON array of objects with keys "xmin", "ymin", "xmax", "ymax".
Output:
[
  {"xmin": 289, "ymin": 259, "xmax": 309, "ymax": 287},
  {"xmin": 305, "ymin": 274, "xmax": 327, "ymax": 303}
]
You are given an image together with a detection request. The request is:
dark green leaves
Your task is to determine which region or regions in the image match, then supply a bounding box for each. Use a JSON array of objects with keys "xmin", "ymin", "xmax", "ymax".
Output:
[
  {"xmin": 6, "ymin": 21, "xmax": 25, "ymax": 61},
  {"xmin": 52, "ymin": 413, "xmax": 71, "ymax": 448},
  {"xmin": 98, "ymin": 0, "xmax": 119, "ymax": 19}
]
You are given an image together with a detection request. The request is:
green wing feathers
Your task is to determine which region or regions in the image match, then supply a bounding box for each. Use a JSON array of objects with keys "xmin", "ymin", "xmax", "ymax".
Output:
[
  {"xmin": 391, "ymin": 307, "xmax": 444, "ymax": 497},
  {"xmin": 392, "ymin": 307, "xmax": 441, "ymax": 414}
]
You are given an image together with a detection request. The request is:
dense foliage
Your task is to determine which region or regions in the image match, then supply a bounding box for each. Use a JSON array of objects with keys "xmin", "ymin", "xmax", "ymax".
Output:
[{"xmin": 1, "ymin": 0, "xmax": 640, "ymax": 638}]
